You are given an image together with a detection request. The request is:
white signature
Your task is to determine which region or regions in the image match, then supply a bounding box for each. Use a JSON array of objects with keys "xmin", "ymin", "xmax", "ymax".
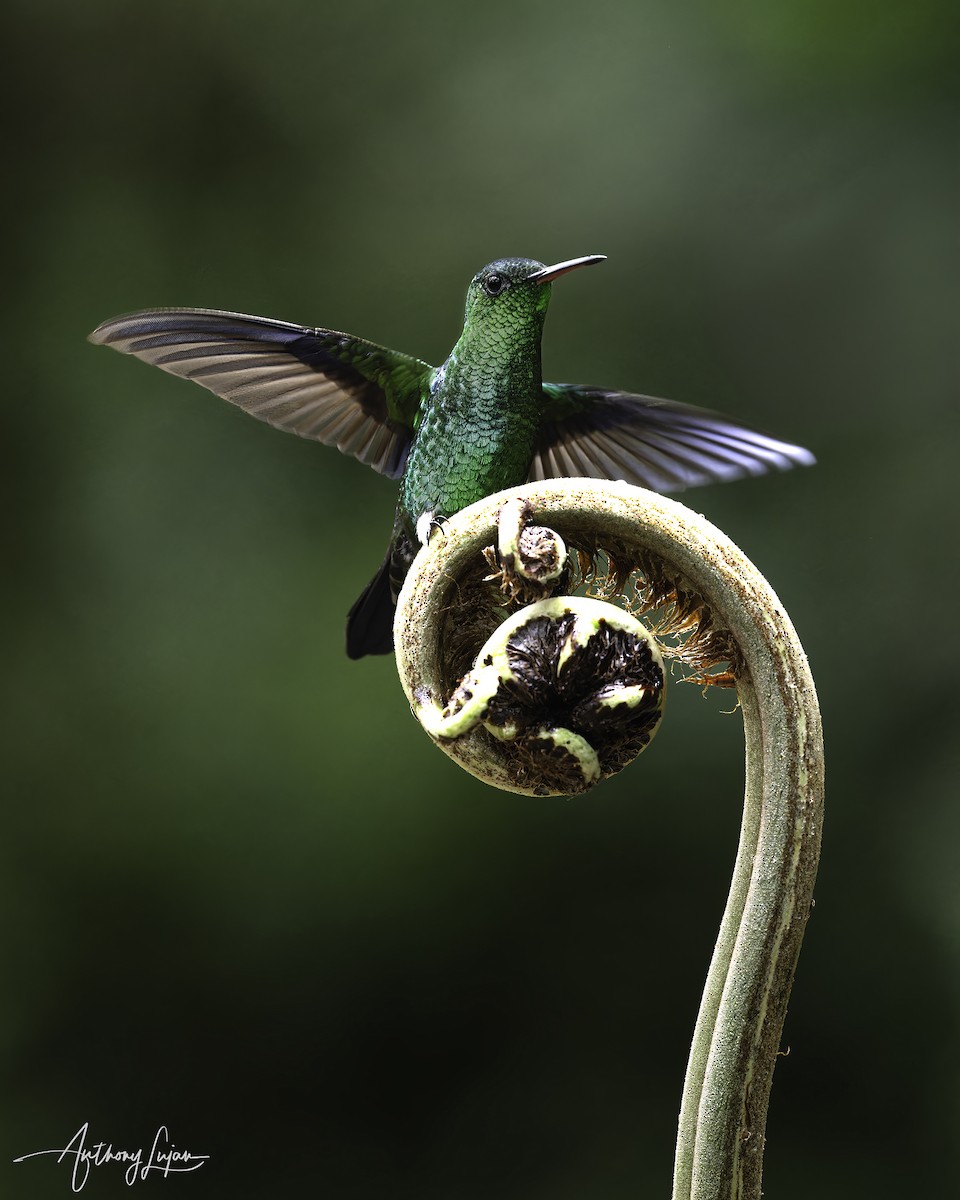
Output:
[{"xmin": 13, "ymin": 1122, "xmax": 209, "ymax": 1192}]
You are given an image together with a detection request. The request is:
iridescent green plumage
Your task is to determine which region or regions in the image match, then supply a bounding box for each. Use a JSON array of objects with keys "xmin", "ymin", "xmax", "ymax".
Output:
[
  {"xmin": 89, "ymin": 254, "xmax": 814, "ymax": 659},
  {"xmin": 400, "ymin": 257, "xmax": 553, "ymax": 539}
]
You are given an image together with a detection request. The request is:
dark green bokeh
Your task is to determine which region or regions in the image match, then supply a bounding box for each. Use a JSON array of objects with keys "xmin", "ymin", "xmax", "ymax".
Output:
[{"xmin": 5, "ymin": 1, "xmax": 959, "ymax": 1196}]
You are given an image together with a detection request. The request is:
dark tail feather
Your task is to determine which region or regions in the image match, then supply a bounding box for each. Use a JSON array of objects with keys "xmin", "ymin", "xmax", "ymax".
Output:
[{"xmin": 346, "ymin": 553, "xmax": 396, "ymax": 659}]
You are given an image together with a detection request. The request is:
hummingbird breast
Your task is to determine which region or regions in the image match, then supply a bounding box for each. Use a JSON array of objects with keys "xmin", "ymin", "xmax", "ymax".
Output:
[{"xmin": 399, "ymin": 366, "xmax": 541, "ymax": 539}]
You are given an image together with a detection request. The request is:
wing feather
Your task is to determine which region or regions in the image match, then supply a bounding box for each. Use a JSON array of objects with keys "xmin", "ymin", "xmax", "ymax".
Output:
[
  {"xmin": 533, "ymin": 384, "xmax": 814, "ymax": 492},
  {"xmin": 89, "ymin": 308, "xmax": 435, "ymax": 480}
]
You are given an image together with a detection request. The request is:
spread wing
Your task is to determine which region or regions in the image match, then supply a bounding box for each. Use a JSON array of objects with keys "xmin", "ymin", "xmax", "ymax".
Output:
[
  {"xmin": 89, "ymin": 308, "xmax": 435, "ymax": 480},
  {"xmin": 532, "ymin": 384, "xmax": 815, "ymax": 492}
]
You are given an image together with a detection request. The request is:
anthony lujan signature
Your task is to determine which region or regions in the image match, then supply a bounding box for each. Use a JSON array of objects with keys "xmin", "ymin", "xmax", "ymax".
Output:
[{"xmin": 13, "ymin": 1122, "xmax": 210, "ymax": 1192}]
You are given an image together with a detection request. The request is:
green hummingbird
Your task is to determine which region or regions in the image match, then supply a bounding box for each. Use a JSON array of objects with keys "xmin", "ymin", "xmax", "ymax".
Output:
[{"xmin": 89, "ymin": 255, "xmax": 814, "ymax": 658}]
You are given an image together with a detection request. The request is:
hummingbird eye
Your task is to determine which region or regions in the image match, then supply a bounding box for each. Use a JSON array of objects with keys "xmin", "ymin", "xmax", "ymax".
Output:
[{"xmin": 483, "ymin": 273, "xmax": 507, "ymax": 297}]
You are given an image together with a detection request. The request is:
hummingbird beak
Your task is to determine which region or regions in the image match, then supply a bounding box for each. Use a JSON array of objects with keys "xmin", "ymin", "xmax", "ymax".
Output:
[{"xmin": 527, "ymin": 254, "xmax": 607, "ymax": 284}]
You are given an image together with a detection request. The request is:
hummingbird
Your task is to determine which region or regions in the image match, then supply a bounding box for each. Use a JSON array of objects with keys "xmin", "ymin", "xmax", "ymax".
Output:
[{"xmin": 89, "ymin": 255, "xmax": 814, "ymax": 659}]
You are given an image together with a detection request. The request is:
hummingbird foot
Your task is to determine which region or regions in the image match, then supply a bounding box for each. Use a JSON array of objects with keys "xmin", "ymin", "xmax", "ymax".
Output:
[{"xmin": 415, "ymin": 509, "xmax": 449, "ymax": 546}]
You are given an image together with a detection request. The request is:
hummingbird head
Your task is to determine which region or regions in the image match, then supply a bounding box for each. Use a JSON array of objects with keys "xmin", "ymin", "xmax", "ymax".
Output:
[{"xmin": 463, "ymin": 255, "xmax": 606, "ymax": 331}]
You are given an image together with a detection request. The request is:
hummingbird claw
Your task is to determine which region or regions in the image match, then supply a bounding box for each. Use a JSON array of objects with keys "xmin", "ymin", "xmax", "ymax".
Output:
[{"xmin": 416, "ymin": 509, "xmax": 449, "ymax": 546}]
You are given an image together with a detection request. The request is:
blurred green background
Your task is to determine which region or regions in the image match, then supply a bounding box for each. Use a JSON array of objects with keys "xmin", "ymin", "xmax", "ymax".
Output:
[{"xmin": 5, "ymin": 1, "xmax": 959, "ymax": 1196}]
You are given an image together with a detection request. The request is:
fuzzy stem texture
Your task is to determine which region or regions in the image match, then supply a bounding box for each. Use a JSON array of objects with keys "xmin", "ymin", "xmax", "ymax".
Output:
[{"xmin": 394, "ymin": 479, "xmax": 824, "ymax": 1200}]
